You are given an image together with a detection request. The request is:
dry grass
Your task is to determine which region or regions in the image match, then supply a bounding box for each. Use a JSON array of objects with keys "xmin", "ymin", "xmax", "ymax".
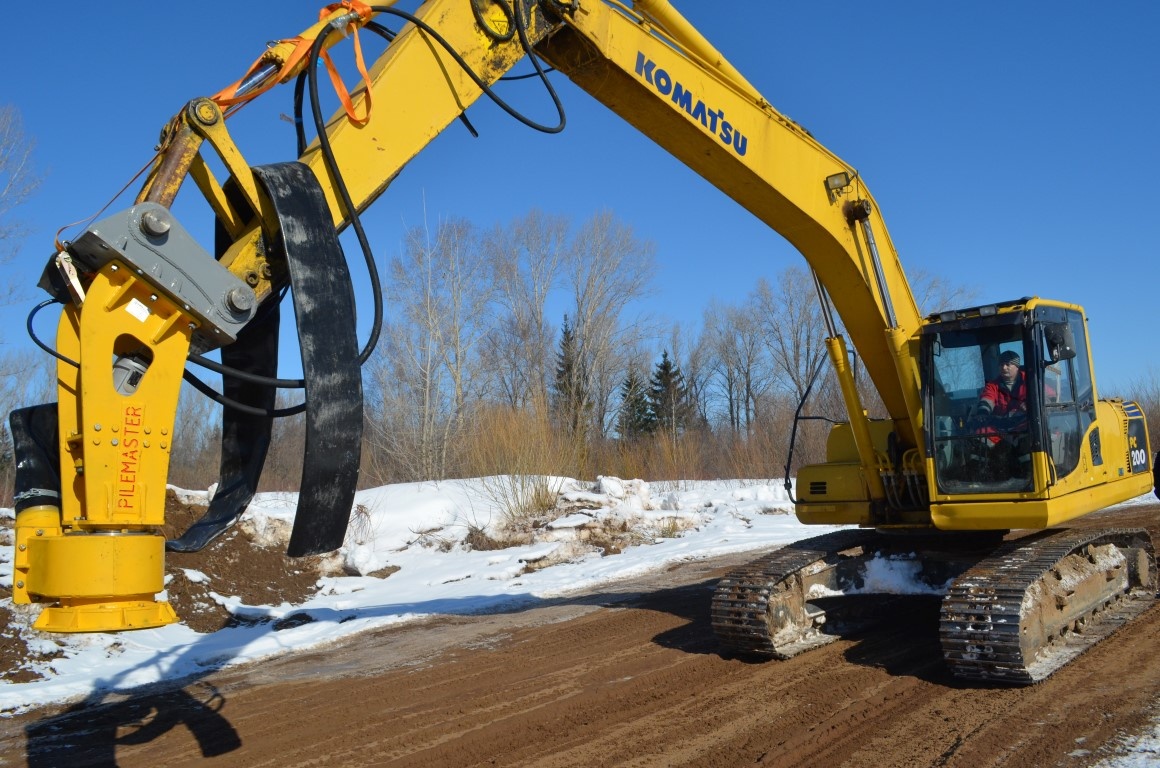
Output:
[{"xmin": 459, "ymin": 405, "xmax": 571, "ymax": 528}]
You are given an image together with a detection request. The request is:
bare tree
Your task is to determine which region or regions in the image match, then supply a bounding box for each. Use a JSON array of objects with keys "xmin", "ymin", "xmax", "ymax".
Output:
[
  {"xmin": 0, "ymin": 104, "xmax": 40, "ymax": 258},
  {"xmin": 755, "ymin": 269, "xmax": 829, "ymax": 402},
  {"xmin": 367, "ymin": 216, "xmax": 494, "ymax": 481},
  {"xmin": 703, "ymin": 299, "xmax": 769, "ymax": 435},
  {"xmin": 480, "ymin": 210, "xmax": 567, "ymax": 412},
  {"xmin": 168, "ymin": 381, "xmax": 224, "ymax": 490},
  {"xmin": 565, "ymin": 210, "xmax": 656, "ymax": 438},
  {"xmin": 907, "ymin": 266, "xmax": 978, "ymax": 316},
  {"xmin": 670, "ymin": 320, "xmax": 714, "ymax": 430}
]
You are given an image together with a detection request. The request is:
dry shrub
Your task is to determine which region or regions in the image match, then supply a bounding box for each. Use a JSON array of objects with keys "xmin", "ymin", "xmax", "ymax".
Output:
[
  {"xmin": 460, "ymin": 405, "xmax": 569, "ymax": 527},
  {"xmin": 651, "ymin": 429, "xmax": 708, "ymax": 482},
  {"xmin": 462, "ymin": 524, "xmax": 522, "ymax": 551},
  {"xmin": 589, "ymin": 430, "xmax": 715, "ymax": 484},
  {"xmin": 347, "ymin": 503, "xmax": 375, "ymax": 547}
]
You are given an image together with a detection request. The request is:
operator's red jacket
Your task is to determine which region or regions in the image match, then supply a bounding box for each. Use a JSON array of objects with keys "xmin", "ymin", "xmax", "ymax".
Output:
[{"xmin": 980, "ymin": 370, "xmax": 1028, "ymax": 417}]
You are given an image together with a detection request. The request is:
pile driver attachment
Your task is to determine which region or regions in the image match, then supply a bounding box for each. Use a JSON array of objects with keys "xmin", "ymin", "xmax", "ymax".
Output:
[{"xmin": 11, "ymin": 162, "xmax": 362, "ymax": 631}]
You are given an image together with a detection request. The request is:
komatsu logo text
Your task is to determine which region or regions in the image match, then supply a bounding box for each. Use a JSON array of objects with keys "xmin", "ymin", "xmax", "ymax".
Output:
[{"xmin": 634, "ymin": 52, "xmax": 748, "ymax": 157}]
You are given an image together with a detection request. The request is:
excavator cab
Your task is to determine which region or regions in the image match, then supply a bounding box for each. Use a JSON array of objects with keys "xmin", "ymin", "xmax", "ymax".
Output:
[{"xmin": 923, "ymin": 299, "xmax": 1093, "ymax": 499}]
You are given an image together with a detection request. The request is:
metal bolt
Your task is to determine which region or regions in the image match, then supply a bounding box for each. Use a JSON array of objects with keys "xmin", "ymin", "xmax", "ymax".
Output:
[
  {"xmin": 18, "ymin": 543, "xmax": 26, "ymax": 551},
  {"xmin": 140, "ymin": 209, "xmax": 172, "ymax": 236},
  {"xmin": 225, "ymin": 286, "xmax": 254, "ymax": 314},
  {"xmin": 245, "ymin": 271, "xmax": 260, "ymax": 287},
  {"xmin": 192, "ymin": 100, "xmax": 220, "ymax": 126},
  {"xmin": 111, "ymin": 438, "xmax": 119, "ymax": 446},
  {"xmin": 15, "ymin": 581, "xmax": 23, "ymax": 589},
  {"xmin": 93, "ymin": 424, "xmax": 102, "ymax": 431},
  {"xmin": 35, "ymin": 530, "xmax": 43, "ymax": 536}
]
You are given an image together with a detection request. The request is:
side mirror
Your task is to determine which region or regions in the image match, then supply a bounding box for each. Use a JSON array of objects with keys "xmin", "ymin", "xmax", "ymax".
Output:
[{"xmin": 1043, "ymin": 322, "xmax": 1076, "ymax": 363}]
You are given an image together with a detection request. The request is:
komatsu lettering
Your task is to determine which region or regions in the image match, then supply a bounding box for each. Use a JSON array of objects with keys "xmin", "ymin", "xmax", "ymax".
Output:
[{"xmin": 634, "ymin": 52, "xmax": 747, "ymax": 156}]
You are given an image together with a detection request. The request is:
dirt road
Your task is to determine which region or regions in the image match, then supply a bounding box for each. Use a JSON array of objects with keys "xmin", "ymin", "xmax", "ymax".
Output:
[{"xmin": 4, "ymin": 503, "xmax": 1159, "ymax": 767}]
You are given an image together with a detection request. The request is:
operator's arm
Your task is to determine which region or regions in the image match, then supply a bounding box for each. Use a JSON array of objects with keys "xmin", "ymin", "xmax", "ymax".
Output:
[{"xmin": 976, "ymin": 383, "xmax": 998, "ymax": 417}]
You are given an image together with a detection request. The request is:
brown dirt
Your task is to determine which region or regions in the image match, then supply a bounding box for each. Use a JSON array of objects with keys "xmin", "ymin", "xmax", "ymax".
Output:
[
  {"xmin": 159, "ymin": 489, "xmax": 322, "ymax": 634},
  {"xmin": 2, "ymin": 502, "xmax": 1159, "ymax": 767}
]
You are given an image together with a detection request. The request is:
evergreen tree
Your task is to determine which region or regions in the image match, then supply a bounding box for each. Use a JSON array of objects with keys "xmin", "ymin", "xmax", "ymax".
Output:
[
  {"xmin": 617, "ymin": 367, "xmax": 655, "ymax": 440},
  {"xmin": 552, "ymin": 314, "xmax": 589, "ymax": 438},
  {"xmin": 649, "ymin": 350, "xmax": 692, "ymax": 434}
]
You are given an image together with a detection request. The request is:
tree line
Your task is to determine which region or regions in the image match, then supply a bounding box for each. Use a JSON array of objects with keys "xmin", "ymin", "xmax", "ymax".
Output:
[
  {"xmin": 189, "ymin": 208, "xmax": 923, "ymax": 492},
  {"xmin": 12, "ymin": 201, "xmax": 1154, "ymax": 499}
]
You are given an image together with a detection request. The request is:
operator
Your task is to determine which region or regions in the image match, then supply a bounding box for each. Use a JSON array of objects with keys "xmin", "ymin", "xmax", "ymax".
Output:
[
  {"xmin": 971, "ymin": 350, "xmax": 1033, "ymax": 480},
  {"xmin": 976, "ymin": 350, "xmax": 1029, "ymax": 428}
]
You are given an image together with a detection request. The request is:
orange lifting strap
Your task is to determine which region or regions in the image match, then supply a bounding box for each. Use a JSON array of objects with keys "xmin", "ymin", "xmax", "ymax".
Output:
[{"xmin": 210, "ymin": 1, "xmax": 375, "ymax": 125}]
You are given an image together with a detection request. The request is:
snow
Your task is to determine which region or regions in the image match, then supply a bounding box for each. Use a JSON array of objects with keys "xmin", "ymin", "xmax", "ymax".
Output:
[
  {"xmin": 0, "ymin": 477, "xmax": 834, "ymax": 716},
  {"xmin": 1, "ymin": 479, "xmax": 1158, "ymax": 766}
]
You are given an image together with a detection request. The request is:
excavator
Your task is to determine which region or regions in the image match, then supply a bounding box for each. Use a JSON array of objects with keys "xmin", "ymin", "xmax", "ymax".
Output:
[{"xmin": 8, "ymin": 0, "xmax": 1155, "ymax": 685}]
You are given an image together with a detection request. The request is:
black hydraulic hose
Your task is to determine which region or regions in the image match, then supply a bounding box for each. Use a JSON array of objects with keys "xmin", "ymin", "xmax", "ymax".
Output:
[
  {"xmin": 509, "ymin": 0, "xmax": 565, "ymax": 133},
  {"xmin": 369, "ymin": 3, "xmax": 566, "ymax": 134},
  {"xmin": 293, "ymin": 70, "xmax": 309, "ymax": 156},
  {"xmin": 183, "ymin": 368, "xmax": 305, "ymax": 417},
  {"xmin": 783, "ymin": 358, "xmax": 829, "ymax": 503},
  {"xmin": 187, "ymin": 353, "xmax": 303, "ymax": 389},
  {"xmin": 306, "ymin": 17, "xmax": 383, "ymax": 366},
  {"xmin": 27, "ymin": 298, "xmax": 78, "ymax": 369}
]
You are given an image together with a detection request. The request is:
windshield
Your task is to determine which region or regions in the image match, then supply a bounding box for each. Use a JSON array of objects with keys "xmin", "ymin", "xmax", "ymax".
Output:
[{"xmin": 927, "ymin": 324, "xmax": 1034, "ymax": 494}]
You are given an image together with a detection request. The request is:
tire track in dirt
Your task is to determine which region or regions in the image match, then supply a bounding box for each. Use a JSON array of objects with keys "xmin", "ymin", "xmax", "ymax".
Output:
[{"xmin": 3, "ymin": 502, "xmax": 1158, "ymax": 767}]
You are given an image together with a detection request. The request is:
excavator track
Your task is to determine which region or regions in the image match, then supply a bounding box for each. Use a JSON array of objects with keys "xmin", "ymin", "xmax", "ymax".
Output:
[
  {"xmin": 940, "ymin": 527, "xmax": 1156, "ymax": 684},
  {"xmin": 712, "ymin": 526, "xmax": 1156, "ymax": 684},
  {"xmin": 711, "ymin": 530, "xmax": 882, "ymax": 658}
]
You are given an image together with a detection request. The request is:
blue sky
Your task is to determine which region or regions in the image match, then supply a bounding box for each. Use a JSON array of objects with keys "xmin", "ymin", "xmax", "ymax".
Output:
[{"xmin": 2, "ymin": 1, "xmax": 1157, "ymax": 393}]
